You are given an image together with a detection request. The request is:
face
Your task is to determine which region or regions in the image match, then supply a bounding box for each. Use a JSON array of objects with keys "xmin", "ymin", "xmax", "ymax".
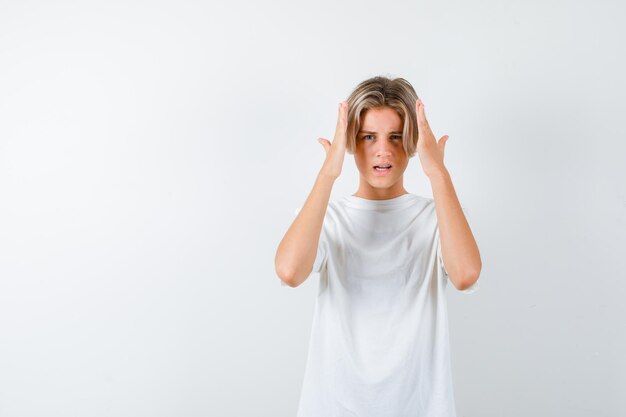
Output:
[{"xmin": 353, "ymin": 106, "xmax": 409, "ymax": 200}]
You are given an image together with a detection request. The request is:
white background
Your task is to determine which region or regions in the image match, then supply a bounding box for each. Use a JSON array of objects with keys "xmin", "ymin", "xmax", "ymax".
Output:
[{"xmin": 1, "ymin": 0, "xmax": 624, "ymax": 416}]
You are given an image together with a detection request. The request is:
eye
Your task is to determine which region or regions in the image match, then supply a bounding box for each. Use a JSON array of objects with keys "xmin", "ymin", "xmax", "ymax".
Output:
[{"xmin": 361, "ymin": 134, "xmax": 402, "ymax": 141}]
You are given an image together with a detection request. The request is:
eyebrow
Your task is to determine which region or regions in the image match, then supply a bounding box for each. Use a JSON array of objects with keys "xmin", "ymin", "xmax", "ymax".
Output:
[{"xmin": 358, "ymin": 130, "xmax": 403, "ymax": 134}]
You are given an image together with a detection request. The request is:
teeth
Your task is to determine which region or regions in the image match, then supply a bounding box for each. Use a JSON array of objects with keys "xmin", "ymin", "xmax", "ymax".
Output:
[{"xmin": 375, "ymin": 166, "xmax": 391, "ymax": 170}]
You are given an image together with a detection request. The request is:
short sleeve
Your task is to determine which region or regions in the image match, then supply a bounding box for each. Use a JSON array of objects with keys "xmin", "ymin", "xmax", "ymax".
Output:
[
  {"xmin": 279, "ymin": 205, "xmax": 329, "ymax": 287},
  {"xmin": 437, "ymin": 205, "xmax": 479, "ymax": 294}
]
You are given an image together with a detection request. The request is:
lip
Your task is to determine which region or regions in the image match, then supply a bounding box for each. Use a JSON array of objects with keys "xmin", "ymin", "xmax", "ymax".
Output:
[{"xmin": 372, "ymin": 166, "xmax": 392, "ymax": 176}]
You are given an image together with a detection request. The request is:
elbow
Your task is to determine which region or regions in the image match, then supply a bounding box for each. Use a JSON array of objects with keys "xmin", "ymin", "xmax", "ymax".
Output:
[
  {"xmin": 275, "ymin": 251, "xmax": 314, "ymax": 288},
  {"xmin": 275, "ymin": 264, "xmax": 303, "ymax": 288},
  {"xmin": 275, "ymin": 265, "xmax": 296, "ymax": 288},
  {"xmin": 458, "ymin": 267, "xmax": 481, "ymax": 291},
  {"xmin": 275, "ymin": 248, "xmax": 297, "ymax": 287},
  {"xmin": 281, "ymin": 278, "xmax": 298, "ymax": 288}
]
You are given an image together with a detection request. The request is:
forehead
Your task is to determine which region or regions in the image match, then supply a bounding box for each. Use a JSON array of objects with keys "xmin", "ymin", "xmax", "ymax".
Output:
[{"xmin": 360, "ymin": 107, "xmax": 402, "ymax": 130}]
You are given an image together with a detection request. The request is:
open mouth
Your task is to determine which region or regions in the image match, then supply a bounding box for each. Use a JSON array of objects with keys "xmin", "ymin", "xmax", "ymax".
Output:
[{"xmin": 373, "ymin": 165, "xmax": 392, "ymax": 174}]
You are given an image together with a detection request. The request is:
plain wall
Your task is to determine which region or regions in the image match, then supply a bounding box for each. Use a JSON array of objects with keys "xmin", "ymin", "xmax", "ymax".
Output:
[{"xmin": 0, "ymin": 0, "xmax": 624, "ymax": 416}]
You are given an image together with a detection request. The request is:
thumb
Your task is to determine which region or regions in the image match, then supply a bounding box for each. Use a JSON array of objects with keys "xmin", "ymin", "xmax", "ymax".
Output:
[
  {"xmin": 318, "ymin": 137, "xmax": 331, "ymax": 152},
  {"xmin": 439, "ymin": 135, "xmax": 449, "ymax": 150}
]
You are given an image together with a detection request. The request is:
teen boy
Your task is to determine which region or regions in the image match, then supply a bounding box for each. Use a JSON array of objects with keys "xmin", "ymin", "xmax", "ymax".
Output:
[{"xmin": 275, "ymin": 76, "xmax": 481, "ymax": 417}]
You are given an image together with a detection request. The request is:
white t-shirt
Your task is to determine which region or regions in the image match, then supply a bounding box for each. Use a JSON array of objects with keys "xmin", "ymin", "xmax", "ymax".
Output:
[{"xmin": 283, "ymin": 193, "xmax": 478, "ymax": 417}]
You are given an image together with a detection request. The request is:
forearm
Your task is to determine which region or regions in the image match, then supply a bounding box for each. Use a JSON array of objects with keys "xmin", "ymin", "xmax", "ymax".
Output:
[
  {"xmin": 429, "ymin": 168, "xmax": 482, "ymax": 289},
  {"xmin": 274, "ymin": 171, "xmax": 336, "ymax": 287}
]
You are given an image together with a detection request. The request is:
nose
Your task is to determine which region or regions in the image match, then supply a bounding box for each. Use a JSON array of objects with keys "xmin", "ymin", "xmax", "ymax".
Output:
[{"xmin": 375, "ymin": 141, "xmax": 393, "ymax": 158}]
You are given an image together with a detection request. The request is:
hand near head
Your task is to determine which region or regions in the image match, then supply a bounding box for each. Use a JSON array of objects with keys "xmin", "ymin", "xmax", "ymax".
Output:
[
  {"xmin": 415, "ymin": 98, "xmax": 449, "ymax": 178},
  {"xmin": 318, "ymin": 101, "xmax": 348, "ymax": 179}
]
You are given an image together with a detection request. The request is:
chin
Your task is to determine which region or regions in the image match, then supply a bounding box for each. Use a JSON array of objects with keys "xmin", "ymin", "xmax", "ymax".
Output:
[{"xmin": 369, "ymin": 178, "xmax": 399, "ymax": 188}]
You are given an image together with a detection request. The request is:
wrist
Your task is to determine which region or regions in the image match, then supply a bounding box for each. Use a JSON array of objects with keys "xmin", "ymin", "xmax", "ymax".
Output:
[
  {"xmin": 317, "ymin": 170, "xmax": 339, "ymax": 182},
  {"xmin": 427, "ymin": 166, "xmax": 450, "ymax": 182}
]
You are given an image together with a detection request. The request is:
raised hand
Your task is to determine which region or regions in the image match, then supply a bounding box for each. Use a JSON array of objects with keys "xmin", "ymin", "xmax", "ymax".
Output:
[
  {"xmin": 318, "ymin": 101, "xmax": 348, "ymax": 179},
  {"xmin": 415, "ymin": 98, "xmax": 449, "ymax": 178}
]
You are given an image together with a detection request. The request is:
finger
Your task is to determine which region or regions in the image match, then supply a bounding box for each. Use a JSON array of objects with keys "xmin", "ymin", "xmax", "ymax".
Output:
[
  {"xmin": 338, "ymin": 101, "xmax": 347, "ymax": 130},
  {"xmin": 415, "ymin": 99, "xmax": 431, "ymax": 134},
  {"xmin": 415, "ymin": 98, "xmax": 427, "ymax": 126},
  {"xmin": 334, "ymin": 101, "xmax": 348, "ymax": 141},
  {"xmin": 335, "ymin": 102, "xmax": 342, "ymax": 133}
]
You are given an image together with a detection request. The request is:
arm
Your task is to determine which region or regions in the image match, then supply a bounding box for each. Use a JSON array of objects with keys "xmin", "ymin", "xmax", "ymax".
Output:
[
  {"xmin": 429, "ymin": 168, "xmax": 482, "ymax": 291},
  {"xmin": 414, "ymin": 97, "xmax": 482, "ymax": 291},
  {"xmin": 274, "ymin": 101, "xmax": 348, "ymax": 288},
  {"xmin": 274, "ymin": 172, "xmax": 335, "ymax": 287}
]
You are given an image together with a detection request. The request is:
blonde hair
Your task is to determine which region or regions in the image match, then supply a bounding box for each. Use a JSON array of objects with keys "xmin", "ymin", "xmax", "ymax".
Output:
[{"xmin": 345, "ymin": 75, "xmax": 420, "ymax": 158}]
